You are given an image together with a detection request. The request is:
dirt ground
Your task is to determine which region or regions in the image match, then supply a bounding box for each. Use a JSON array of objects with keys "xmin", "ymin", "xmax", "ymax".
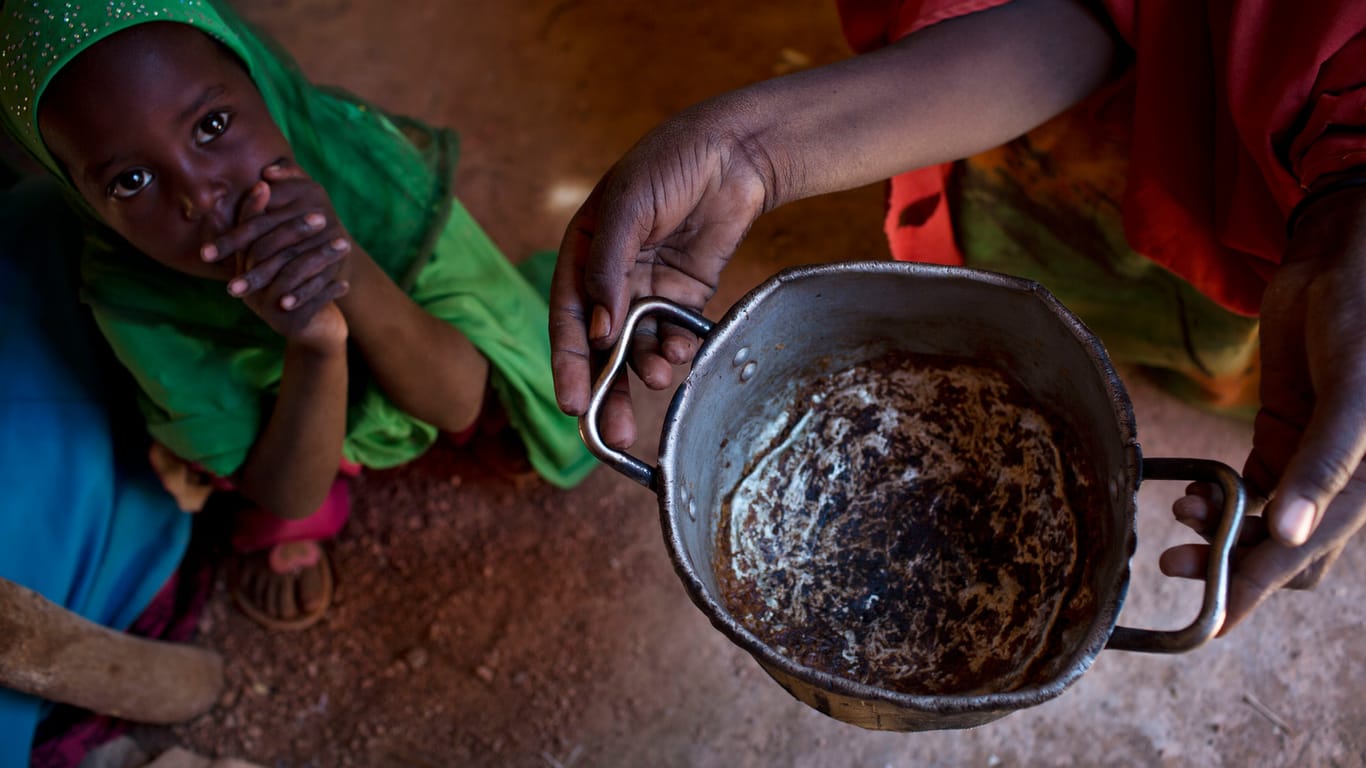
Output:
[{"xmin": 129, "ymin": 1, "xmax": 1365, "ymax": 766}]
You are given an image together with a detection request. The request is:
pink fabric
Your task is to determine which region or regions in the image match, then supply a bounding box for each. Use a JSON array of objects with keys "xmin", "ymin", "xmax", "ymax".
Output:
[
  {"xmin": 229, "ymin": 468, "xmax": 357, "ymax": 553},
  {"xmin": 199, "ymin": 457, "xmax": 360, "ymax": 553}
]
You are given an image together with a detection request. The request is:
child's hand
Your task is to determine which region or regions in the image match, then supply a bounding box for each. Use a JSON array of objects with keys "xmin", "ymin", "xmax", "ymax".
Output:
[
  {"xmin": 206, "ymin": 163, "xmax": 350, "ymax": 345},
  {"xmin": 201, "ymin": 162, "xmax": 352, "ymax": 308}
]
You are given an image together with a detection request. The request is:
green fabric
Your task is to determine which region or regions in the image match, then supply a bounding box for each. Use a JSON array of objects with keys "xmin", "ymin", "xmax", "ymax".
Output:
[
  {"xmin": 948, "ymin": 108, "xmax": 1261, "ymax": 416},
  {"xmin": 0, "ymin": 0, "xmax": 252, "ymax": 179},
  {"xmin": 955, "ymin": 162, "xmax": 1261, "ymax": 377},
  {"xmin": 414, "ymin": 214, "xmax": 598, "ymax": 486},
  {"xmin": 0, "ymin": 0, "xmax": 595, "ymax": 487}
]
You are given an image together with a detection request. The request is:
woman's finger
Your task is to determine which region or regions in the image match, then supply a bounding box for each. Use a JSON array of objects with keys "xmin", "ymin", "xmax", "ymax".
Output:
[
  {"xmin": 1171, "ymin": 494, "xmax": 1270, "ymax": 545},
  {"xmin": 658, "ymin": 320, "xmax": 701, "ymax": 367},
  {"xmin": 627, "ymin": 316, "xmax": 674, "ymax": 391}
]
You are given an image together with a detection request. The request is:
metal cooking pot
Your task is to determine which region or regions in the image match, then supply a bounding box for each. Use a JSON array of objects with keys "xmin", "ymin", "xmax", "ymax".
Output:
[{"xmin": 581, "ymin": 261, "xmax": 1246, "ymax": 731}]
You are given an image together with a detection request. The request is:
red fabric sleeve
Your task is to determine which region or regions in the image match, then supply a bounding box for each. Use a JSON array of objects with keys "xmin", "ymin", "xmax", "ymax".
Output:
[
  {"xmin": 835, "ymin": 0, "xmax": 1016, "ymax": 268},
  {"xmin": 1103, "ymin": 0, "xmax": 1366, "ymax": 315},
  {"xmin": 837, "ymin": 0, "xmax": 1016, "ymax": 52},
  {"xmin": 838, "ymin": 0, "xmax": 1366, "ymax": 317},
  {"xmin": 1286, "ymin": 27, "xmax": 1366, "ymax": 187}
]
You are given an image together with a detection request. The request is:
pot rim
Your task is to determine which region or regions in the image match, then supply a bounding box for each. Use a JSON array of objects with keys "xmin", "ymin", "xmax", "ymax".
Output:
[{"xmin": 657, "ymin": 261, "xmax": 1142, "ymax": 714}]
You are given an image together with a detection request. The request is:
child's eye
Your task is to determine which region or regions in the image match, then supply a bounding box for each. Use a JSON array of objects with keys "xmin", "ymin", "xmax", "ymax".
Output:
[
  {"xmin": 107, "ymin": 168, "xmax": 154, "ymax": 199},
  {"xmin": 195, "ymin": 111, "xmax": 231, "ymax": 143}
]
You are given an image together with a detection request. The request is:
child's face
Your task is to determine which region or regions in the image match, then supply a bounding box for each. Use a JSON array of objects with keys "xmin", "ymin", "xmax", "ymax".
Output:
[{"xmin": 37, "ymin": 23, "xmax": 293, "ymax": 281}]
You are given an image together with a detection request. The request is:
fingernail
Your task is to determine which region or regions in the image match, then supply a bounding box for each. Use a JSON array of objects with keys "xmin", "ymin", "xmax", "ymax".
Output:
[
  {"xmin": 280, "ymin": 295, "xmax": 297, "ymax": 310},
  {"xmin": 228, "ymin": 279, "xmax": 247, "ymax": 296},
  {"xmin": 1276, "ymin": 497, "xmax": 1316, "ymax": 545},
  {"xmin": 305, "ymin": 213, "xmax": 325, "ymax": 230},
  {"xmin": 590, "ymin": 305, "xmax": 611, "ymax": 340},
  {"xmin": 329, "ymin": 238, "xmax": 350, "ymax": 253},
  {"xmin": 201, "ymin": 244, "xmax": 218, "ymax": 262}
]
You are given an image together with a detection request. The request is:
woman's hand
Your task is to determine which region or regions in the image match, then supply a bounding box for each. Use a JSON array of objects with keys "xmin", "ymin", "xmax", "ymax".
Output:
[
  {"xmin": 550, "ymin": 103, "xmax": 770, "ymax": 448},
  {"xmin": 1161, "ymin": 185, "xmax": 1366, "ymax": 633}
]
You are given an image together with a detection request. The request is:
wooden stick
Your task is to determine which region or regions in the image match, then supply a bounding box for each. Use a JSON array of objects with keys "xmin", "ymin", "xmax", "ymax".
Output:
[
  {"xmin": 1242, "ymin": 692, "xmax": 1295, "ymax": 737},
  {"xmin": 0, "ymin": 576, "xmax": 223, "ymax": 724}
]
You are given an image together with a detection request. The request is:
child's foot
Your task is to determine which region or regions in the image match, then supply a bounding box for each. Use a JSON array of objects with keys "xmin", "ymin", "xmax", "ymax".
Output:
[{"xmin": 229, "ymin": 541, "xmax": 333, "ymax": 631}]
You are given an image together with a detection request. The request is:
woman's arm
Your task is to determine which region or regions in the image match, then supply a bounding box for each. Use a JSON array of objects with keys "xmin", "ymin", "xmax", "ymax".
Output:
[
  {"xmin": 712, "ymin": 0, "xmax": 1117, "ymax": 211},
  {"xmin": 551, "ymin": 0, "xmax": 1118, "ymax": 445}
]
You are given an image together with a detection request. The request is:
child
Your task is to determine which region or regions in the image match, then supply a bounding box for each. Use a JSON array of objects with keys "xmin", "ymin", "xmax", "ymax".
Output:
[
  {"xmin": 1, "ymin": 0, "xmax": 596, "ymax": 630},
  {"xmin": 548, "ymin": 0, "xmax": 1366, "ymax": 633}
]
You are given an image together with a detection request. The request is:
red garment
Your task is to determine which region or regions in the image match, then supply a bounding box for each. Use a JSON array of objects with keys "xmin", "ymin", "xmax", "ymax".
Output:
[{"xmin": 836, "ymin": 0, "xmax": 1366, "ymax": 316}]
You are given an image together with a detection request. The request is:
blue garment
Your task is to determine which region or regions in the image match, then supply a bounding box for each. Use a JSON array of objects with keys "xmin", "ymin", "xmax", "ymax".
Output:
[{"xmin": 0, "ymin": 179, "xmax": 191, "ymax": 767}]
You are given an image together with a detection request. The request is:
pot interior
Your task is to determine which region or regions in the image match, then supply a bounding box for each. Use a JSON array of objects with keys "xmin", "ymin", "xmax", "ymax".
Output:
[{"xmin": 658, "ymin": 262, "xmax": 1139, "ymax": 704}]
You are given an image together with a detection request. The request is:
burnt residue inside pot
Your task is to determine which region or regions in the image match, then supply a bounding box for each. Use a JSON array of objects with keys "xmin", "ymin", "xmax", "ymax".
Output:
[{"xmin": 714, "ymin": 350, "xmax": 1100, "ymax": 696}]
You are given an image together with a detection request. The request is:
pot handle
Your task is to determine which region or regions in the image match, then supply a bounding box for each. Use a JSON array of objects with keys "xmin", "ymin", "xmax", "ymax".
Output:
[
  {"xmin": 579, "ymin": 298, "xmax": 716, "ymax": 490},
  {"xmin": 1106, "ymin": 457, "xmax": 1247, "ymax": 653}
]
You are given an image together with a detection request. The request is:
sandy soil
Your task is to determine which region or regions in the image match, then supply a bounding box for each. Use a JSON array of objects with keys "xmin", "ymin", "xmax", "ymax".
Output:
[{"xmin": 128, "ymin": 2, "xmax": 1365, "ymax": 766}]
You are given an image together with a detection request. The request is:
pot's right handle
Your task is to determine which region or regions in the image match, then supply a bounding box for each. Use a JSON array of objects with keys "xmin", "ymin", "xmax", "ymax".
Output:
[
  {"xmin": 579, "ymin": 298, "xmax": 715, "ymax": 490},
  {"xmin": 1107, "ymin": 458, "xmax": 1247, "ymax": 653}
]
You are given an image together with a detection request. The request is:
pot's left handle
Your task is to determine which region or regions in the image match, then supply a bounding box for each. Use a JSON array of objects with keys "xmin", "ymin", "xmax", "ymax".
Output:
[
  {"xmin": 579, "ymin": 298, "xmax": 715, "ymax": 490},
  {"xmin": 1106, "ymin": 457, "xmax": 1247, "ymax": 653}
]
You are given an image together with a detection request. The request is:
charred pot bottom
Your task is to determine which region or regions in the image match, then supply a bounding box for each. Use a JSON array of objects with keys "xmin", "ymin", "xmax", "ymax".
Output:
[{"xmin": 715, "ymin": 351, "xmax": 1093, "ymax": 696}]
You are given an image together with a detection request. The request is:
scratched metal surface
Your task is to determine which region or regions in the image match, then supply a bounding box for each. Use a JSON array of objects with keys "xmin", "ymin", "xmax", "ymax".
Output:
[{"xmin": 715, "ymin": 351, "xmax": 1100, "ymax": 695}]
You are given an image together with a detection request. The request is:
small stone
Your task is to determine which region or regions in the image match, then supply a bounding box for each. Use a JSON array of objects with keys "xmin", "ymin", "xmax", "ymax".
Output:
[
  {"xmin": 405, "ymin": 647, "xmax": 430, "ymax": 670},
  {"xmin": 475, "ymin": 665, "xmax": 496, "ymax": 683}
]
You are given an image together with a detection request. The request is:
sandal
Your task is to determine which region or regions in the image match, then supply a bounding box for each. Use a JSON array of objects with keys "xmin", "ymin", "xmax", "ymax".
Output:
[{"xmin": 229, "ymin": 541, "xmax": 334, "ymax": 631}]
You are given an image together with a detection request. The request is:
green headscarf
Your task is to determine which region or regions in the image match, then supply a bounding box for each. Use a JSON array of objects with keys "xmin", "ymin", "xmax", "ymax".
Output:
[
  {"xmin": 0, "ymin": 0, "xmax": 596, "ymax": 487},
  {"xmin": 0, "ymin": 0, "xmax": 252, "ymax": 179}
]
